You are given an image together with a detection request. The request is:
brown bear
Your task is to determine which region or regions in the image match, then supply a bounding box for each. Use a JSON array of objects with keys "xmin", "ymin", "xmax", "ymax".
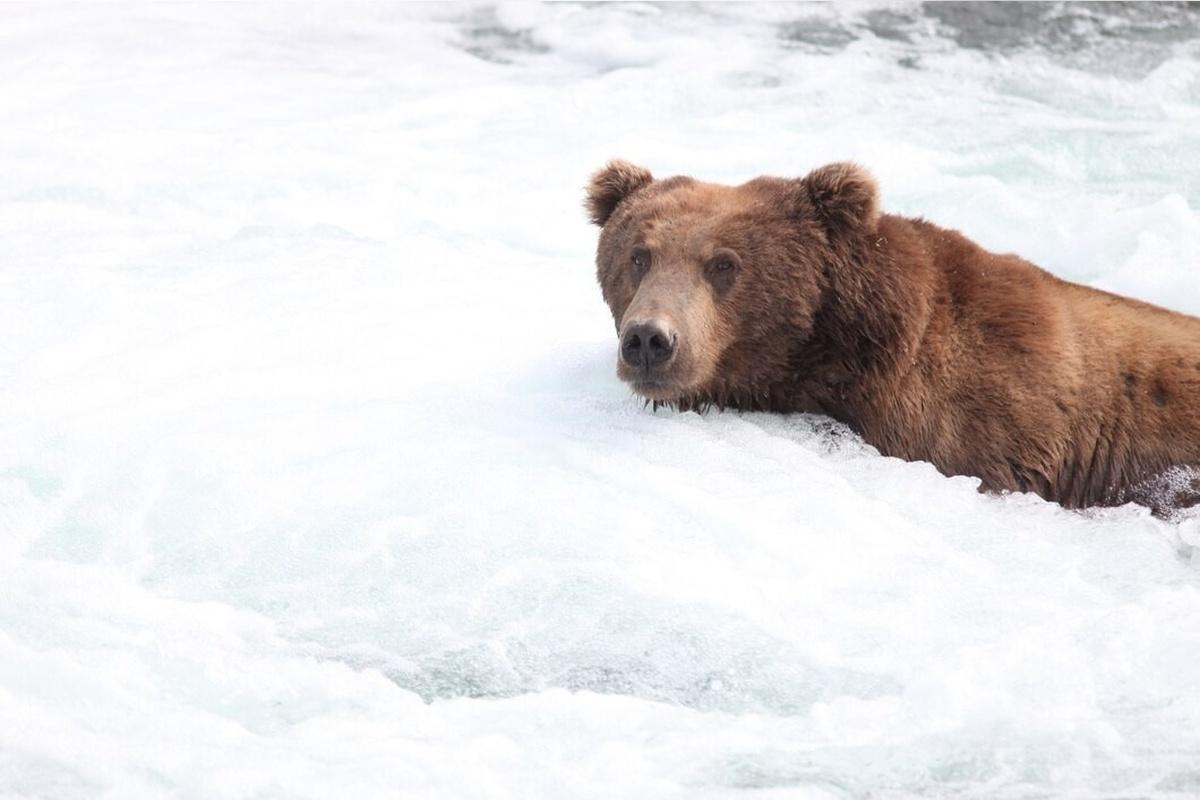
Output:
[{"xmin": 585, "ymin": 159, "xmax": 1200, "ymax": 515}]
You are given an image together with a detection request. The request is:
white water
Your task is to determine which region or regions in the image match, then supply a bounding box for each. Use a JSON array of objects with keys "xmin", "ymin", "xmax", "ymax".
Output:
[{"xmin": 3, "ymin": 3, "xmax": 1200, "ymax": 798}]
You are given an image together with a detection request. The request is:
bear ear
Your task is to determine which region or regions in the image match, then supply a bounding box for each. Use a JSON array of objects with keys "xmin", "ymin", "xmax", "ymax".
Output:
[
  {"xmin": 585, "ymin": 160, "xmax": 654, "ymax": 226},
  {"xmin": 801, "ymin": 162, "xmax": 880, "ymax": 236}
]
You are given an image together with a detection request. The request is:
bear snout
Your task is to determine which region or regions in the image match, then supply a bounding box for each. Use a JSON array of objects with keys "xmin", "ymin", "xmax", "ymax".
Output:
[{"xmin": 620, "ymin": 321, "xmax": 677, "ymax": 372}]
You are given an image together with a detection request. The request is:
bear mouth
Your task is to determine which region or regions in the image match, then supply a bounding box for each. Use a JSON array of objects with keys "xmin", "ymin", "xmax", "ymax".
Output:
[
  {"xmin": 618, "ymin": 353, "xmax": 702, "ymax": 403},
  {"xmin": 627, "ymin": 377, "xmax": 687, "ymax": 402},
  {"xmin": 615, "ymin": 339, "xmax": 701, "ymax": 403}
]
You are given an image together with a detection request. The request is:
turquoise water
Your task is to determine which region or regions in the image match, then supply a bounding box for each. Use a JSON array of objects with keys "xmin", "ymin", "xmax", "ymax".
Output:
[{"xmin": 2, "ymin": 4, "xmax": 1200, "ymax": 798}]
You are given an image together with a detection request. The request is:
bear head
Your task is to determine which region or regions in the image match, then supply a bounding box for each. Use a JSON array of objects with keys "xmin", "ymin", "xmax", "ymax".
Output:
[{"xmin": 585, "ymin": 159, "xmax": 880, "ymax": 406}]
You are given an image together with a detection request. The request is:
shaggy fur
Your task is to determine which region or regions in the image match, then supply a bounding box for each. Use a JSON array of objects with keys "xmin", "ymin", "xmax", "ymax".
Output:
[{"xmin": 586, "ymin": 160, "xmax": 1200, "ymax": 515}]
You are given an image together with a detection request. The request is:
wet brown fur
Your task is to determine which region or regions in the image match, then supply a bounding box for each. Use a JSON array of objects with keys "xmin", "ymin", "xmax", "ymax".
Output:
[{"xmin": 586, "ymin": 159, "xmax": 1200, "ymax": 515}]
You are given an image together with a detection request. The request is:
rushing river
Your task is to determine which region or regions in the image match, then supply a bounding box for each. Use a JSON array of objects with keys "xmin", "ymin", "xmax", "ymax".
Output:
[{"xmin": 3, "ymin": 3, "xmax": 1200, "ymax": 798}]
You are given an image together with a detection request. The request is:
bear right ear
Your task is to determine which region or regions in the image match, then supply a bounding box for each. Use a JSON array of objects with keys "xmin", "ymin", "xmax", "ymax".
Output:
[
  {"xmin": 801, "ymin": 162, "xmax": 880, "ymax": 236},
  {"xmin": 585, "ymin": 160, "xmax": 654, "ymax": 226}
]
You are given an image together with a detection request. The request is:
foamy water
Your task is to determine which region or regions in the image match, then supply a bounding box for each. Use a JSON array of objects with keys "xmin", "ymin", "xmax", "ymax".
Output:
[{"xmin": 3, "ymin": 3, "xmax": 1200, "ymax": 798}]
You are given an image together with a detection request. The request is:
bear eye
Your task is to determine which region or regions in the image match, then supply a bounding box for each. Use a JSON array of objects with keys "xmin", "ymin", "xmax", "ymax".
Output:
[
  {"xmin": 707, "ymin": 249, "xmax": 739, "ymax": 275},
  {"xmin": 631, "ymin": 248, "xmax": 650, "ymax": 273}
]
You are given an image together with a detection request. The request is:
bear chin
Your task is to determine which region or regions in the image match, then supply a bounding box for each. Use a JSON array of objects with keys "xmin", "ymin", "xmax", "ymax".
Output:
[{"xmin": 626, "ymin": 378, "xmax": 688, "ymax": 403}]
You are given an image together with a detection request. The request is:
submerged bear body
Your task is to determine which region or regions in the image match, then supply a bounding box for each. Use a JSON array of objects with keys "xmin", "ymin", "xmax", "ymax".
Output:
[{"xmin": 585, "ymin": 160, "xmax": 1200, "ymax": 514}]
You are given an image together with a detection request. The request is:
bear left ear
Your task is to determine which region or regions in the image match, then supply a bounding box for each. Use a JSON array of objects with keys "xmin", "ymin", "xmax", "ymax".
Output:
[
  {"xmin": 801, "ymin": 162, "xmax": 880, "ymax": 236},
  {"xmin": 585, "ymin": 160, "xmax": 654, "ymax": 226}
]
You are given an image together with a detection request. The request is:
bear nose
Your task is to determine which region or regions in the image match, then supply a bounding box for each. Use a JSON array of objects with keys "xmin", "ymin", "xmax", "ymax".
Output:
[{"xmin": 621, "ymin": 322, "xmax": 676, "ymax": 370}]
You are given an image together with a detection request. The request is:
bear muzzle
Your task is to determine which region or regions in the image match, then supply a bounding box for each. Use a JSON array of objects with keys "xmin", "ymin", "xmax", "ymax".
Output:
[
  {"xmin": 620, "ymin": 321, "xmax": 677, "ymax": 371},
  {"xmin": 617, "ymin": 319, "xmax": 697, "ymax": 400}
]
